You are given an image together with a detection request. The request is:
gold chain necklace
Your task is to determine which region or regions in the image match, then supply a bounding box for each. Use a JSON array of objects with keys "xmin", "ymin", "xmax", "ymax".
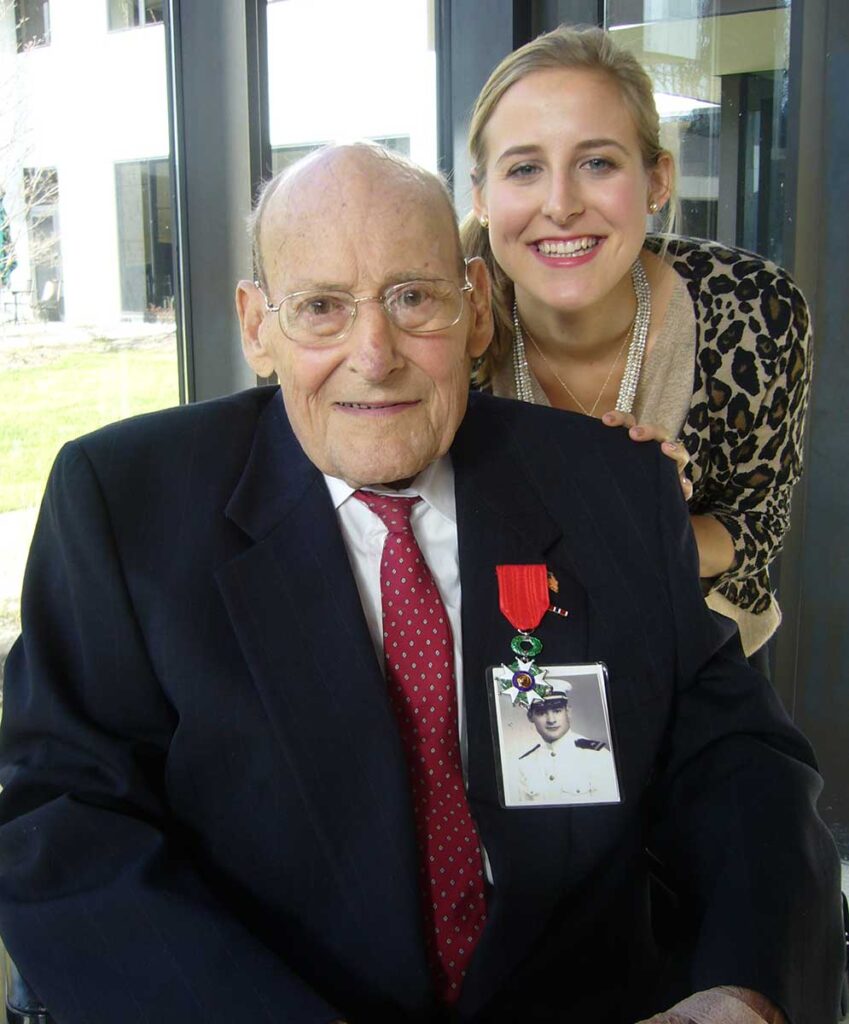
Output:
[
  {"xmin": 511, "ymin": 259, "xmax": 652, "ymax": 413},
  {"xmin": 523, "ymin": 316, "xmax": 634, "ymax": 418}
]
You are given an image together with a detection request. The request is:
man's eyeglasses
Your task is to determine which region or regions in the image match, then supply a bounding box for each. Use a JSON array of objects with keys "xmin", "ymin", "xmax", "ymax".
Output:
[{"xmin": 257, "ymin": 259, "xmax": 476, "ymax": 345}]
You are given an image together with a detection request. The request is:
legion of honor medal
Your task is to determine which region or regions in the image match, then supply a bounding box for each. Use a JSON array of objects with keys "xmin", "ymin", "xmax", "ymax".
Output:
[{"xmin": 495, "ymin": 564, "xmax": 563, "ymax": 709}]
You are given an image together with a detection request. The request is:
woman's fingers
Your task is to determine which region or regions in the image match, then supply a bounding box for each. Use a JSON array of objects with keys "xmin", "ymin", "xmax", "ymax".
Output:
[
  {"xmin": 629, "ymin": 422, "xmax": 669, "ymax": 442},
  {"xmin": 602, "ymin": 410, "xmax": 636, "ymax": 429},
  {"xmin": 661, "ymin": 439, "xmax": 688, "ymax": 469},
  {"xmin": 603, "ymin": 413, "xmax": 672, "ymax": 446},
  {"xmin": 661, "ymin": 439, "xmax": 693, "ymax": 500}
]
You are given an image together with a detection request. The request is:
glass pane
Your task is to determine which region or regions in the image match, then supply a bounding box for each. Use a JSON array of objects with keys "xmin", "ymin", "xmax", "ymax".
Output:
[
  {"xmin": 115, "ymin": 158, "xmax": 173, "ymax": 315},
  {"xmin": 266, "ymin": 0, "xmax": 438, "ymax": 175},
  {"xmin": 0, "ymin": 2, "xmax": 179, "ymax": 675},
  {"xmin": 14, "ymin": 0, "xmax": 50, "ymax": 50},
  {"xmin": 605, "ymin": 0, "xmax": 791, "ymax": 263},
  {"xmin": 108, "ymin": 0, "xmax": 164, "ymax": 31}
]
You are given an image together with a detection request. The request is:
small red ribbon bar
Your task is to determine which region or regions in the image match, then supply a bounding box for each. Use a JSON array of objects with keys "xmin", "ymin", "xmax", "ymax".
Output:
[{"xmin": 496, "ymin": 564, "xmax": 550, "ymax": 632}]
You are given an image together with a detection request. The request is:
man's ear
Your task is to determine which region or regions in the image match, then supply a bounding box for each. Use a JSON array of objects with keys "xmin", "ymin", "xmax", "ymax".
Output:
[
  {"xmin": 236, "ymin": 280, "xmax": 276, "ymax": 379},
  {"xmin": 464, "ymin": 257, "xmax": 494, "ymax": 359}
]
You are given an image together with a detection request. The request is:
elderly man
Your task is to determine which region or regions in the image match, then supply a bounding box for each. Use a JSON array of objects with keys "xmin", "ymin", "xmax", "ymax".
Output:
[{"xmin": 0, "ymin": 144, "xmax": 843, "ymax": 1024}]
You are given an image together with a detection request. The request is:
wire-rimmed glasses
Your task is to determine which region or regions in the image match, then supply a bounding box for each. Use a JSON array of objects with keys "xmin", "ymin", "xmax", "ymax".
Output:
[{"xmin": 257, "ymin": 259, "xmax": 476, "ymax": 345}]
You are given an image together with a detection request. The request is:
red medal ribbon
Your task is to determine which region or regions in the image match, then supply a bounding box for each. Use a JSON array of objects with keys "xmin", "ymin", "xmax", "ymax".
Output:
[{"xmin": 496, "ymin": 564, "xmax": 550, "ymax": 632}]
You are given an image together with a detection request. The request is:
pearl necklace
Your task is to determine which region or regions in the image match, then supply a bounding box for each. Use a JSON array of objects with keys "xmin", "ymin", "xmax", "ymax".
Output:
[{"xmin": 511, "ymin": 258, "xmax": 651, "ymax": 415}]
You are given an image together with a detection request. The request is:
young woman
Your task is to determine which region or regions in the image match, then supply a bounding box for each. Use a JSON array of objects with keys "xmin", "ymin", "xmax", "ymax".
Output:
[{"xmin": 461, "ymin": 25, "xmax": 812, "ymax": 664}]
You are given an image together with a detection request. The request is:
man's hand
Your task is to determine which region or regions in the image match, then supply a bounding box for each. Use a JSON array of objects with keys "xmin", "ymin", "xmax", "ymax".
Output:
[
  {"xmin": 637, "ymin": 986, "xmax": 785, "ymax": 1024},
  {"xmin": 602, "ymin": 410, "xmax": 693, "ymax": 501}
]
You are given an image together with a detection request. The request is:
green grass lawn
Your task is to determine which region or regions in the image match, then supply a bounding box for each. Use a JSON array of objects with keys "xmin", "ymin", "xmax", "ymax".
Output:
[{"xmin": 0, "ymin": 346, "xmax": 179, "ymax": 513}]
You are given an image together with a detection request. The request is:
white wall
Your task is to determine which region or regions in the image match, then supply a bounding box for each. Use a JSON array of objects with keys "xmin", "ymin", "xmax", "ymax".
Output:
[{"xmin": 0, "ymin": 0, "xmax": 437, "ymax": 328}]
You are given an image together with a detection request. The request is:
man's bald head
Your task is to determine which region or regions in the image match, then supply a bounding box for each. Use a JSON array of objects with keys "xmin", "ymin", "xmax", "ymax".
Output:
[
  {"xmin": 235, "ymin": 142, "xmax": 492, "ymax": 489},
  {"xmin": 249, "ymin": 143, "xmax": 463, "ymax": 291}
]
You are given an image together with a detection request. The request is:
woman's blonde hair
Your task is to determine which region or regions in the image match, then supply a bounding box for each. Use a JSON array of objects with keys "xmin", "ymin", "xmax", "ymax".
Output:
[{"xmin": 460, "ymin": 24, "xmax": 676, "ymax": 386}]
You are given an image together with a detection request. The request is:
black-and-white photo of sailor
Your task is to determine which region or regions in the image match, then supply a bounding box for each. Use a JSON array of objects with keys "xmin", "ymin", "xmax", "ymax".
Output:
[{"xmin": 490, "ymin": 664, "xmax": 621, "ymax": 808}]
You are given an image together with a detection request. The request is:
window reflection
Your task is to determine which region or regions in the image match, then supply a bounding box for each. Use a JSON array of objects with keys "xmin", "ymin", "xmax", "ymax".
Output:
[
  {"xmin": 115, "ymin": 159, "xmax": 174, "ymax": 317},
  {"xmin": 108, "ymin": 0, "xmax": 164, "ymax": 31},
  {"xmin": 606, "ymin": 1, "xmax": 791, "ymax": 262},
  {"xmin": 22, "ymin": 167, "xmax": 61, "ymax": 320},
  {"xmin": 14, "ymin": 0, "xmax": 50, "ymax": 51},
  {"xmin": 271, "ymin": 135, "xmax": 411, "ymax": 175}
]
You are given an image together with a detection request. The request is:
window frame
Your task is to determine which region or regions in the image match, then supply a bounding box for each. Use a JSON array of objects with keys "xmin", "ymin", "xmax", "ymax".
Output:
[
  {"xmin": 107, "ymin": 0, "xmax": 165, "ymax": 32},
  {"xmin": 14, "ymin": 0, "xmax": 50, "ymax": 51}
]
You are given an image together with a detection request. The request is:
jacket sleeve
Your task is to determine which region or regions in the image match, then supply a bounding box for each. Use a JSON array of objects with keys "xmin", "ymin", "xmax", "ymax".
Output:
[
  {"xmin": 0, "ymin": 441, "xmax": 341, "ymax": 1024},
  {"xmin": 647, "ymin": 451, "xmax": 844, "ymax": 1024},
  {"xmin": 690, "ymin": 265, "xmax": 812, "ymax": 595}
]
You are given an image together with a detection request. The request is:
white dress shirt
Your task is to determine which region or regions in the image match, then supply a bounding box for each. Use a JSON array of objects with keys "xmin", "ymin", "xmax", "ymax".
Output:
[{"xmin": 322, "ymin": 456, "xmax": 467, "ymax": 751}]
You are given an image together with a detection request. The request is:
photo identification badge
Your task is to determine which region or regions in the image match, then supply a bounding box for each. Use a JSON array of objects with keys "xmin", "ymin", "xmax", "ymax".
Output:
[{"xmin": 487, "ymin": 565, "xmax": 621, "ymax": 809}]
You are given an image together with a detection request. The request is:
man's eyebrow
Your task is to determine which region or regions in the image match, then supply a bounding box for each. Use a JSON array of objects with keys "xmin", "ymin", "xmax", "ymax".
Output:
[
  {"xmin": 280, "ymin": 270, "xmax": 451, "ymax": 294},
  {"xmin": 382, "ymin": 270, "xmax": 451, "ymax": 287},
  {"xmin": 281, "ymin": 280, "xmax": 349, "ymax": 294}
]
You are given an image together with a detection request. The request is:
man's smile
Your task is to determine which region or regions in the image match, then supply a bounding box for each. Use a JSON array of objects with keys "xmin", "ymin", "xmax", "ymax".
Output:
[{"xmin": 333, "ymin": 400, "xmax": 421, "ymax": 413}]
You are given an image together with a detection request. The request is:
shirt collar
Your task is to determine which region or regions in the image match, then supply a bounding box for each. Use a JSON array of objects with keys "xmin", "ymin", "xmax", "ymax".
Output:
[{"xmin": 323, "ymin": 455, "xmax": 456, "ymax": 524}]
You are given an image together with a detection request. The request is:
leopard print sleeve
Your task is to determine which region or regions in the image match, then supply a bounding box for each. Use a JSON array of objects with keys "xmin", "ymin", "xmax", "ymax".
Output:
[{"xmin": 661, "ymin": 238, "xmax": 813, "ymax": 615}]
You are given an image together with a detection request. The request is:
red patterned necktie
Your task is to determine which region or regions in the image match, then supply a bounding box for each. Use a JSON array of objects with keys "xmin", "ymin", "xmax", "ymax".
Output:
[{"xmin": 354, "ymin": 490, "xmax": 487, "ymax": 1003}]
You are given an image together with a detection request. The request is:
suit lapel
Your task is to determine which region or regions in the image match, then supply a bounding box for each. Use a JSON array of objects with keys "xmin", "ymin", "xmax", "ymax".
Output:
[{"xmin": 215, "ymin": 396, "xmax": 432, "ymax": 1009}]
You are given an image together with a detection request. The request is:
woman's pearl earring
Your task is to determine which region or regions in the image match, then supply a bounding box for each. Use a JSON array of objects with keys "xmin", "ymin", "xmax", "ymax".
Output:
[
  {"xmin": 479, "ymin": 215, "xmax": 489, "ymax": 228},
  {"xmin": 648, "ymin": 201, "xmax": 659, "ymax": 214}
]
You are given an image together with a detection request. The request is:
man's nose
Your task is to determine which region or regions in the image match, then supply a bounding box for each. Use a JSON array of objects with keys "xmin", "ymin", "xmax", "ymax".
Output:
[{"xmin": 346, "ymin": 300, "xmax": 404, "ymax": 382}]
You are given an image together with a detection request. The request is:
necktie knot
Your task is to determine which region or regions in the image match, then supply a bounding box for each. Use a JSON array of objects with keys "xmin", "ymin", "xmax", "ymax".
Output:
[{"xmin": 354, "ymin": 490, "xmax": 420, "ymax": 533}]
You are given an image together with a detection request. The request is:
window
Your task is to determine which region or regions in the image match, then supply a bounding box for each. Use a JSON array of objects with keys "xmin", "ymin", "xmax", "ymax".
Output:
[
  {"xmin": 115, "ymin": 159, "xmax": 174, "ymax": 318},
  {"xmin": 22, "ymin": 167, "xmax": 61, "ymax": 321},
  {"xmin": 372, "ymin": 135, "xmax": 411, "ymax": 156},
  {"xmin": 14, "ymin": 0, "xmax": 49, "ymax": 51},
  {"xmin": 271, "ymin": 142, "xmax": 326, "ymax": 175},
  {"xmin": 0, "ymin": 0, "xmax": 179, "ymax": 676},
  {"xmin": 605, "ymin": 0, "xmax": 792, "ymax": 262},
  {"xmin": 108, "ymin": 0, "xmax": 164, "ymax": 31},
  {"xmin": 270, "ymin": 136, "xmax": 409, "ymax": 175},
  {"xmin": 265, "ymin": 1, "xmax": 437, "ymax": 175}
]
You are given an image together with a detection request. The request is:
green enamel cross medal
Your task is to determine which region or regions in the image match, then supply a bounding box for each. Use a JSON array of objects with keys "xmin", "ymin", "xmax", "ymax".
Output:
[{"xmin": 495, "ymin": 564, "xmax": 553, "ymax": 710}]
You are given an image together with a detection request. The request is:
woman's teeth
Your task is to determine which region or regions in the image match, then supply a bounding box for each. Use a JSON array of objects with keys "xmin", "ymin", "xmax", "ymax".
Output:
[{"xmin": 537, "ymin": 237, "xmax": 599, "ymax": 257}]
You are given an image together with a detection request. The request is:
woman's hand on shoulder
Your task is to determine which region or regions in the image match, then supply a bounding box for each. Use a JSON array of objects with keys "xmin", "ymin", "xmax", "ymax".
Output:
[{"xmin": 602, "ymin": 410, "xmax": 693, "ymax": 501}]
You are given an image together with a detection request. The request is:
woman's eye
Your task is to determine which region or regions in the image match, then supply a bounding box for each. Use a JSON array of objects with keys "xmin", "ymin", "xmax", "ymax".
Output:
[
  {"xmin": 506, "ymin": 163, "xmax": 540, "ymax": 179},
  {"xmin": 582, "ymin": 157, "xmax": 615, "ymax": 173}
]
